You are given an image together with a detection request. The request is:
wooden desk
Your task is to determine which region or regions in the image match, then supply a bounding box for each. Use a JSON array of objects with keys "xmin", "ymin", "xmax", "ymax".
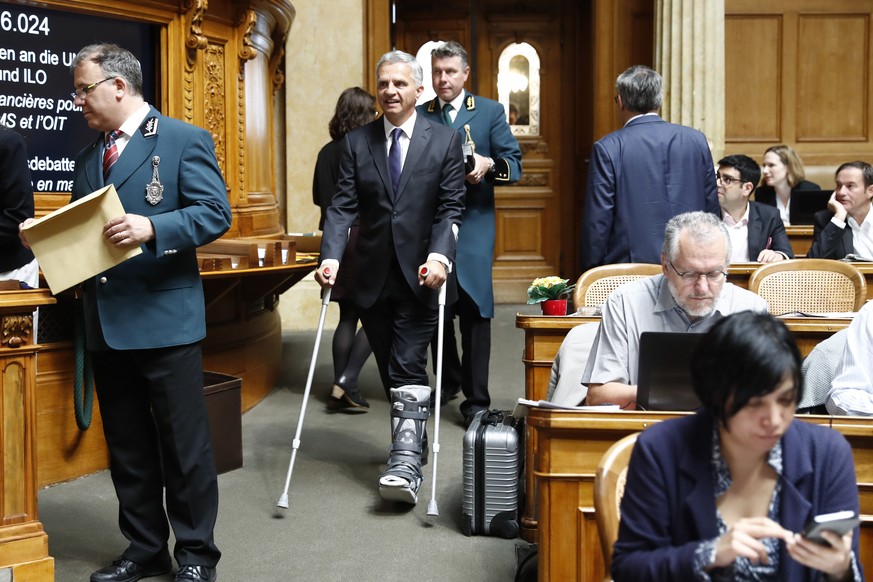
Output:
[
  {"xmin": 516, "ymin": 314, "xmax": 849, "ymax": 403},
  {"xmin": 33, "ymin": 252, "xmax": 317, "ymax": 488},
  {"xmin": 1, "ymin": 289, "xmax": 56, "ymax": 581},
  {"xmin": 786, "ymin": 225, "xmax": 813, "ymax": 257},
  {"xmin": 528, "ymin": 408, "xmax": 873, "ymax": 581},
  {"xmin": 515, "ymin": 313, "xmax": 852, "ymax": 542}
]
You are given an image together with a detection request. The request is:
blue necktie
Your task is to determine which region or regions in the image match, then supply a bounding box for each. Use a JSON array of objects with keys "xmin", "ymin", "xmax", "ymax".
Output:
[{"xmin": 389, "ymin": 127, "xmax": 402, "ymax": 195}]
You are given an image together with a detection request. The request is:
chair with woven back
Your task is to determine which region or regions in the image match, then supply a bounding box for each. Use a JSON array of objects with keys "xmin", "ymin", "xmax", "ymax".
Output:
[
  {"xmin": 573, "ymin": 263, "xmax": 663, "ymax": 310},
  {"xmin": 594, "ymin": 432, "xmax": 639, "ymax": 581},
  {"xmin": 747, "ymin": 259, "xmax": 867, "ymax": 315}
]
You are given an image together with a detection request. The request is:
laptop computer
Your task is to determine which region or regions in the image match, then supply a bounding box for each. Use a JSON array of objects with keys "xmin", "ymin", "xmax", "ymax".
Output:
[
  {"xmin": 636, "ymin": 331, "xmax": 703, "ymax": 411},
  {"xmin": 788, "ymin": 190, "xmax": 832, "ymax": 225}
]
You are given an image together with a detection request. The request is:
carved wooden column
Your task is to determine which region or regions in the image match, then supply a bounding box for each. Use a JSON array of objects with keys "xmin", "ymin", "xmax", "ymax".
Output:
[
  {"xmin": 0, "ymin": 288, "xmax": 56, "ymax": 581},
  {"xmin": 180, "ymin": 0, "xmax": 294, "ymax": 239},
  {"xmin": 238, "ymin": 0, "xmax": 294, "ymax": 237},
  {"xmin": 654, "ymin": 0, "xmax": 725, "ymax": 161}
]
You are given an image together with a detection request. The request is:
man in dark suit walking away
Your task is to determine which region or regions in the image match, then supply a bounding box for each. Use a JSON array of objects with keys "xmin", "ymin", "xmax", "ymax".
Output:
[
  {"xmin": 580, "ymin": 65, "xmax": 719, "ymax": 273},
  {"xmin": 316, "ymin": 51, "xmax": 465, "ymax": 505},
  {"xmin": 419, "ymin": 41, "xmax": 522, "ymax": 427},
  {"xmin": 22, "ymin": 43, "xmax": 232, "ymax": 582}
]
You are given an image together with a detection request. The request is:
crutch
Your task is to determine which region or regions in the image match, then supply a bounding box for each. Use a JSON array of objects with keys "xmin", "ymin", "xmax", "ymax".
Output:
[
  {"xmin": 424, "ymin": 266, "xmax": 448, "ymax": 517},
  {"xmin": 276, "ymin": 268, "xmax": 332, "ymax": 509}
]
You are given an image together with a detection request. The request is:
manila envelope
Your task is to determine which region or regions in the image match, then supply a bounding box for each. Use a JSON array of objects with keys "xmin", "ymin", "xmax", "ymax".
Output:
[{"xmin": 22, "ymin": 185, "xmax": 142, "ymax": 294}]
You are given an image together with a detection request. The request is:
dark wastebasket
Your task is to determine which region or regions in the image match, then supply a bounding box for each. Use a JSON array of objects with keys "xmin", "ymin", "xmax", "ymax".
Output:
[{"xmin": 203, "ymin": 371, "xmax": 242, "ymax": 474}]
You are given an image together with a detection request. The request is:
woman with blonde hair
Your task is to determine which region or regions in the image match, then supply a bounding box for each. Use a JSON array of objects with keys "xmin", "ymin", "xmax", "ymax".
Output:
[{"xmin": 756, "ymin": 144, "xmax": 820, "ymax": 225}]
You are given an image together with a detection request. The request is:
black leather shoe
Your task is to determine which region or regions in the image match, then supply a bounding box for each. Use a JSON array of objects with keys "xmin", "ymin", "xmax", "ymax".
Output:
[
  {"xmin": 90, "ymin": 555, "xmax": 172, "ymax": 582},
  {"xmin": 174, "ymin": 565, "xmax": 217, "ymax": 582},
  {"xmin": 429, "ymin": 385, "xmax": 461, "ymax": 408},
  {"xmin": 326, "ymin": 384, "xmax": 370, "ymax": 411}
]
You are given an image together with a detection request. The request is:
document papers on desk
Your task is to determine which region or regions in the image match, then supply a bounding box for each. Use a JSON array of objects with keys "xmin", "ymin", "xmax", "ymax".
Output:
[
  {"xmin": 22, "ymin": 185, "xmax": 142, "ymax": 294},
  {"xmin": 512, "ymin": 398, "xmax": 620, "ymax": 418},
  {"xmin": 778, "ymin": 312, "xmax": 857, "ymax": 319}
]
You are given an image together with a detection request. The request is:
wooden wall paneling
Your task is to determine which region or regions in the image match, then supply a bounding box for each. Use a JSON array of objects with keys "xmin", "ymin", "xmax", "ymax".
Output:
[
  {"xmin": 726, "ymin": 0, "xmax": 873, "ymax": 178},
  {"xmin": 564, "ymin": 1, "xmax": 590, "ymax": 280},
  {"xmin": 34, "ymin": 345, "xmax": 109, "ymax": 487},
  {"xmin": 724, "ymin": 15, "xmax": 782, "ymax": 143},
  {"xmin": 0, "ymin": 290, "xmax": 56, "ymax": 580},
  {"xmin": 493, "ymin": 157, "xmax": 559, "ymax": 301},
  {"xmin": 487, "ymin": 10, "xmax": 563, "ymax": 302},
  {"xmin": 592, "ymin": 0, "xmax": 654, "ymax": 142},
  {"xmin": 796, "ymin": 14, "xmax": 869, "ymax": 142}
]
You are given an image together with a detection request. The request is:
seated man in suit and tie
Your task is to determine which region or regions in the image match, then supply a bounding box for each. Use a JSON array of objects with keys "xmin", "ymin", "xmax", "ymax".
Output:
[
  {"xmin": 716, "ymin": 154, "xmax": 793, "ymax": 263},
  {"xmin": 316, "ymin": 51, "xmax": 465, "ymax": 506},
  {"xmin": 807, "ymin": 160, "xmax": 873, "ymax": 260},
  {"xmin": 583, "ymin": 212, "xmax": 768, "ymax": 409}
]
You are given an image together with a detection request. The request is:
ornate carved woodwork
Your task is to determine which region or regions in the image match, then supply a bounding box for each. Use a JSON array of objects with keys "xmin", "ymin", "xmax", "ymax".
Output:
[{"xmin": 28, "ymin": 0, "xmax": 295, "ymax": 240}]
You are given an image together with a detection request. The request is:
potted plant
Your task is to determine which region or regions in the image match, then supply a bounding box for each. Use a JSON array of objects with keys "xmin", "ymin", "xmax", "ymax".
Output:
[{"xmin": 527, "ymin": 276, "xmax": 575, "ymax": 315}]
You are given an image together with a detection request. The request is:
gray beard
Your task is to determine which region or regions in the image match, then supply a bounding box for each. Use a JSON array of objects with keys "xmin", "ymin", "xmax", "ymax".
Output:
[{"xmin": 667, "ymin": 278, "xmax": 718, "ymax": 320}]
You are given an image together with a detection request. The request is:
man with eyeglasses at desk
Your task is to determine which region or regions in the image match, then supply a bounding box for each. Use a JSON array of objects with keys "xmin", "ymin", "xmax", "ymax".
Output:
[
  {"xmin": 716, "ymin": 154, "xmax": 793, "ymax": 263},
  {"xmin": 582, "ymin": 212, "xmax": 768, "ymax": 409}
]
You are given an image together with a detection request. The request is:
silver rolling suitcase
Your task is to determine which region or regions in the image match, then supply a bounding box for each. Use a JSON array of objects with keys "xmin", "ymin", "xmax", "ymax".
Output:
[{"xmin": 462, "ymin": 409, "xmax": 524, "ymax": 538}]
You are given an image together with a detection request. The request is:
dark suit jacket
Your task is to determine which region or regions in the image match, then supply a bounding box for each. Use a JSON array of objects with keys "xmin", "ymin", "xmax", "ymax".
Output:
[
  {"xmin": 320, "ymin": 114, "xmax": 466, "ymax": 310},
  {"xmin": 580, "ymin": 115, "xmax": 719, "ymax": 272},
  {"xmin": 808, "ymin": 209, "xmax": 854, "ymax": 259},
  {"xmin": 418, "ymin": 93, "xmax": 522, "ymax": 318},
  {"xmin": 744, "ymin": 201, "xmax": 794, "ymax": 259},
  {"xmin": 72, "ymin": 107, "xmax": 232, "ymax": 350},
  {"xmin": 755, "ymin": 180, "xmax": 821, "ymax": 207},
  {"xmin": 612, "ymin": 413, "xmax": 862, "ymax": 581},
  {"xmin": 0, "ymin": 127, "xmax": 35, "ymax": 272}
]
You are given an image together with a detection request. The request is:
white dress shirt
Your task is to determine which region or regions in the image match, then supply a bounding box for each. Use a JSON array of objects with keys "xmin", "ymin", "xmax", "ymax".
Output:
[
  {"xmin": 108, "ymin": 102, "xmax": 151, "ymax": 158},
  {"xmin": 722, "ymin": 204, "xmax": 751, "ymax": 263},
  {"xmin": 848, "ymin": 216, "xmax": 873, "ymax": 259},
  {"xmin": 826, "ymin": 301, "xmax": 873, "ymax": 415},
  {"xmin": 775, "ymin": 196, "xmax": 790, "ymax": 225}
]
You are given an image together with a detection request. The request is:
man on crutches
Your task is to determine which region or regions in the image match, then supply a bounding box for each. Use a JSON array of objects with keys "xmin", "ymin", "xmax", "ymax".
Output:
[{"xmin": 316, "ymin": 50, "xmax": 465, "ymax": 505}]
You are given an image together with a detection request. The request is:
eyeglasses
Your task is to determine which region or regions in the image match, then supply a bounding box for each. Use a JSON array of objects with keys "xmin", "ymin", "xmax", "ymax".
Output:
[
  {"xmin": 71, "ymin": 77, "xmax": 116, "ymax": 100},
  {"xmin": 715, "ymin": 173, "xmax": 746, "ymax": 187},
  {"xmin": 669, "ymin": 261, "xmax": 727, "ymax": 283}
]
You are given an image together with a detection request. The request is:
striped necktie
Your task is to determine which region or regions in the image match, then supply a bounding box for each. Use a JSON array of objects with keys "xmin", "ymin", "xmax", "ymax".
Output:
[{"xmin": 103, "ymin": 129, "xmax": 122, "ymax": 180}]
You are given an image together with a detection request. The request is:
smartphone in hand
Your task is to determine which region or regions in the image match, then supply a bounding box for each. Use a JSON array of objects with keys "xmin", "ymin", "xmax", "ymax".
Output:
[{"xmin": 801, "ymin": 510, "xmax": 860, "ymax": 545}]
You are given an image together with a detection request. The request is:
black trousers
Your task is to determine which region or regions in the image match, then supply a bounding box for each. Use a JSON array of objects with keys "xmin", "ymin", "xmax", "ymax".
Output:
[
  {"xmin": 435, "ymin": 284, "xmax": 491, "ymax": 418},
  {"xmin": 91, "ymin": 342, "xmax": 220, "ymax": 567},
  {"xmin": 359, "ymin": 261, "xmax": 438, "ymax": 398}
]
